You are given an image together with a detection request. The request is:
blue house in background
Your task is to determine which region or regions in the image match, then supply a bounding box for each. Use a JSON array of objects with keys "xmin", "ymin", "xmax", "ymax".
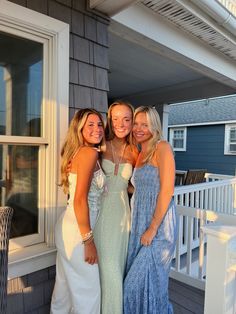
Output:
[{"xmin": 168, "ymin": 94, "xmax": 236, "ymax": 176}]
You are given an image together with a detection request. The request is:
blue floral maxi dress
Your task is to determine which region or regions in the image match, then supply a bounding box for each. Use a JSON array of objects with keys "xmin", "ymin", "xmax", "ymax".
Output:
[{"xmin": 124, "ymin": 165, "xmax": 178, "ymax": 314}]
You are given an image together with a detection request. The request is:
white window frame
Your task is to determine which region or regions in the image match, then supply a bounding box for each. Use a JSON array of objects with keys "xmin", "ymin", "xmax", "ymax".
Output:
[
  {"xmin": 0, "ymin": 0, "xmax": 69, "ymax": 278},
  {"xmin": 224, "ymin": 124, "xmax": 236, "ymax": 155},
  {"xmin": 169, "ymin": 127, "xmax": 187, "ymax": 151}
]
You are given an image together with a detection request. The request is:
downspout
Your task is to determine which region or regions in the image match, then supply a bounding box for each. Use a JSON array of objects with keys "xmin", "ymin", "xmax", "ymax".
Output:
[{"xmin": 177, "ymin": 0, "xmax": 236, "ymax": 36}]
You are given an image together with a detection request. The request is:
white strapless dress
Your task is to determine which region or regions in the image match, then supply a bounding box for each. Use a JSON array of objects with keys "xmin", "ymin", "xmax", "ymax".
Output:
[{"xmin": 51, "ymin": 168, "xmax": 106, "ymax": 314}]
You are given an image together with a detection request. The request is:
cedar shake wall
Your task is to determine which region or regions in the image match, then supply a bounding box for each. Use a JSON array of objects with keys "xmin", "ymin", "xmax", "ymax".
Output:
[
  {"xmin": 7, "ymin": 266, "xmax": 56, "ymax": 313},
  {"xmin": 6, "ymin": 0, "xmax": 109, "ymax": 312},
  {"xmin": 8, "ymin": 0, "xmax": 110, "ymax": 121}
]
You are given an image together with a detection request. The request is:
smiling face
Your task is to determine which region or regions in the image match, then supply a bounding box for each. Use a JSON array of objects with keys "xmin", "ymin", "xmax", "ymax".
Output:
[
  {"xmin": 111, "ymin": 105, "xmax": 133, "ymax": 139},
  {"xmin": 82, "ymin": 113, "xmax": 104, "ymax": 146},
  {"xmin": 133, "ymin": 112, "xmax": 152, "ymax": 144}
]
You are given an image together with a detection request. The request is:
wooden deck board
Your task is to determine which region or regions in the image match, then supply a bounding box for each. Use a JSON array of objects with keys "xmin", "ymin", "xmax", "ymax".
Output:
[{"xmin": 169, "ymin": 278, "xmax": 205, "ymax": 314}]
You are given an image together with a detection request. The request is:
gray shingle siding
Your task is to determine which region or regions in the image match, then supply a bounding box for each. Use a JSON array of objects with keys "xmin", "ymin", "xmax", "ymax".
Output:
[{"xmin": 9, "ymin": 0, "xmax": 110, "ymax": 116}]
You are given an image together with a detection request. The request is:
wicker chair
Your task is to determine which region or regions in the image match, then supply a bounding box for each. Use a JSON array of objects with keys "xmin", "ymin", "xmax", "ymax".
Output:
[{"xmin": 0, "ymin": 207, "xmax": 13, "ymax": 314}]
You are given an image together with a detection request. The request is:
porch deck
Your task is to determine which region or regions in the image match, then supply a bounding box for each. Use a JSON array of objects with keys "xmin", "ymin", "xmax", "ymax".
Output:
[{"xmin": 169, "ymin": 278, "xmax": 205, "ymax": 314}]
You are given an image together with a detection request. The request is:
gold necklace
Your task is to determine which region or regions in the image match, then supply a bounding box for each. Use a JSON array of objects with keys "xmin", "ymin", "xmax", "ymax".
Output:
[{"xmin": 110, "ymin": 141, "xmax": 127, "ymax": 175}]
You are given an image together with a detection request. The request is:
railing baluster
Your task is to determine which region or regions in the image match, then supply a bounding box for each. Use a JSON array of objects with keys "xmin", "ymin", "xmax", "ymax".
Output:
[
  {"xmin": 200, "ymin": 190, "xmax": 204, "ymax": 209},
  {"xmin": 175, "ymin": 215, "xmax": 182, "ymax": 271},
  {"xmin": 208, "ymin": 188, "xmax": 213, "ymax": 211},
  {"xmin": 204, "ymin": 189, "xmax": 209, "ymax": 210},
  {"xmin": 198, "ymin": 210, "xmax": 206, "ymax": 280},
  {"xmin": 233, "ymin": 183, "xmax": 236, "ymax": 214},
  {"xmin": 216, "ymin": 187, "xmax": 220, "ymax": 212},
  {"xmin": 229, "ymin": 185, "xmax": 233, "ymax": 214},
  {"xmin": 187, "ymin": 216, "xmax": 193, "ymax": 275},
  {"xmin": 213, "ymin": 187, "xmax": 217, "ymax": 212},
  {"xmin": 220, "ymin": 186, "xmax": 224, "ymax": 213},
  {"xmin": 225, "ymin": 185, "xmax": 229, "ymax": 214},
  {"xmin": 190, "ymin": 192, "xmax": 194, "ymax": 207}
]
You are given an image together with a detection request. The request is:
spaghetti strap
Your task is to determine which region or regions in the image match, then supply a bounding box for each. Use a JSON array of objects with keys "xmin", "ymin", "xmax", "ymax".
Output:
[
  {"xmin": 72, "ymin": 147, "xmax": 81, "ymax": 160},
  {"xmin": 97, "ymin": 160, "xmax": 101, "ymax": 170}
]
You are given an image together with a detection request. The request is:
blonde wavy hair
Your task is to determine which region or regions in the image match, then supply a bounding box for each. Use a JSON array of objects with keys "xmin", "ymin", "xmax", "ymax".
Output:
[
  {"xmin": 134, "ymin": 106, "xmax": 163, "ymax": 163},
  {"xmin": 60, "ymin": 108, "xmax": 106, "ymax": 194},
  {"xmin": 105, "ymin": 100, "xmax": 134, "ymax": 145}
]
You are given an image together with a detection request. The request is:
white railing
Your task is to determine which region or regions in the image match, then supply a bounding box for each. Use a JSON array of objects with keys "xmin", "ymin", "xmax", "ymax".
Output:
[
  {"xmin": 203, "ymin": 225, "xmax": 236, "ymax": 314},
  {"xmin": 174, "ymin": 177, "xmax": 236, "ymax": 215},
  {"xmin": 170, "ymin": 205, "xmax": 236, "ymax": 290},
  {"xmin": 174, "ymin": 176, "xmax": 236, "ymax": 258},
  {"xmin": 204, "ymin": 172, "xmax": 234, "ymax": 182}
]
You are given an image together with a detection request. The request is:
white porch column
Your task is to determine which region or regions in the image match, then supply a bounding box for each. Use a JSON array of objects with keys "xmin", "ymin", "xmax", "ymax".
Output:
[
  {"xmin": 202, "ymin": 225, "xmax": 236, "ymax": 314},
  {"xmin": 162, "ymin": 104, "xmax": 169, "ymax": 141}
]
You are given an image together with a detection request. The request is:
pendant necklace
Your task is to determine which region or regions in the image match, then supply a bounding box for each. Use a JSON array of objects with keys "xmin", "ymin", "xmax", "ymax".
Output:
[{"xmin": 110, "ymin": 140, "xmax": 127, "ymax": 176}]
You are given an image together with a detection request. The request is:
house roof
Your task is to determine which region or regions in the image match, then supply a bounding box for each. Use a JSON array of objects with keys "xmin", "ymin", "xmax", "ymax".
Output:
[{"xmin": 168, "ymin": 94, "xmax": 236, "ymax": 126}]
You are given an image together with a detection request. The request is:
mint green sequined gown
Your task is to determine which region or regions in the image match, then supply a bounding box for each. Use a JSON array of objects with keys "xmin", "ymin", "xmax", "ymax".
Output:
[{"xmin": 94, "ymin": 159, "xmax": 133, "ymax": 314}]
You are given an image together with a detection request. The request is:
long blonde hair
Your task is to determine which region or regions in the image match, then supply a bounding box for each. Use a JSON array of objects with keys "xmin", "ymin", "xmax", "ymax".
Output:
[
  {"xmin": 134, "ymin": 106, "xmax": 163, "ymax": 163},
  {"xmin": 60, "ymin": 108, "xmax": 106, "ymax": 193},
  {"xmin": 105, "ymin": 100, "xmax": 134, "ymax": 144}
]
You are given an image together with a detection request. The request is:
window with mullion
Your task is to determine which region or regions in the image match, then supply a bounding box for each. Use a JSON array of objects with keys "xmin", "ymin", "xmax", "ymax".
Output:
[
  {"xmin": 229, "ymin": 127, "xmax": 236, "ymax": 153},
  {"xmin": 169, "ymin": 127, "xmax": 186, "ymax": 151},
  {"xmin": 0, "ymin": 30, "xmax": 45, "ymax": 249}
]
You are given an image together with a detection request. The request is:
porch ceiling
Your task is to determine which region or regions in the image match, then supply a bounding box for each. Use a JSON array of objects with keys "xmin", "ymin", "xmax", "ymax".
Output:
[
  {"xmin": 108, "ymin": 32, "xmax": 212, "ymax": 101},
  {"xmin": 92, "ymin": 0, "xmax": 236, "ymax": 105}
]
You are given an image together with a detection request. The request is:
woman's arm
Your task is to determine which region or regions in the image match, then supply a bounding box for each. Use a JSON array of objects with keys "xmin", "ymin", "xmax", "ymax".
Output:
[
  {"xmin": 72, "ymin": 146, "xmax": 98, "ymax": 264},
  {"xmin": 141, "ymin": 141, "xmax": 175, "ymax": 246}
]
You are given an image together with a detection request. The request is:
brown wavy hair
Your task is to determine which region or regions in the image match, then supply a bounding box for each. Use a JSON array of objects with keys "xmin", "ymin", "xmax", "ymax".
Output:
[{"xmin": 60, "ymin": 108, "xmax": 106, "ymax": 193}]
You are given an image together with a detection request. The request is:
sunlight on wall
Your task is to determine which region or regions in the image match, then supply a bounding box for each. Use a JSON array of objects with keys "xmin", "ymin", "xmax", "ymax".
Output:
[{"xmin": 217, "ymin": 0, "xmax": 236, "ymax": 17}]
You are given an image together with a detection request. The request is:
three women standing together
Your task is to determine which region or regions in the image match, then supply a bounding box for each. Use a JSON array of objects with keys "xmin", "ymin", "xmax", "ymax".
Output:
[{"xmin": 51, "ymin": 102, "xmax": 178, "ymax": 314}]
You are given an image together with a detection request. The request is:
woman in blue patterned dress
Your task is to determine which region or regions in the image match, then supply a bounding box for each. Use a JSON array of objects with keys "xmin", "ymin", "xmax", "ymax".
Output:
[{"xmin": 124, "ymin": 106, "xmax": 178, "ymax": 314}]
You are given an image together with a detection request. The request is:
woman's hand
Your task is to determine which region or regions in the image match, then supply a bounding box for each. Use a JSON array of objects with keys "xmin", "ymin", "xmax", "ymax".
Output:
[
  {"xmin": 84, "ymin": 240, "xmax": 98, "ymax": 265},
  {"xmin": 140, "ymin": 227, "xmax": 157, "ymax": 246}
]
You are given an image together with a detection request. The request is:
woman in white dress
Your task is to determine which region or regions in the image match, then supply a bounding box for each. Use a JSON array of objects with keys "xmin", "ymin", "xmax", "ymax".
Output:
[{"xmin": 51, "ymin": 108, "xmax": 106, "ymax": 314}]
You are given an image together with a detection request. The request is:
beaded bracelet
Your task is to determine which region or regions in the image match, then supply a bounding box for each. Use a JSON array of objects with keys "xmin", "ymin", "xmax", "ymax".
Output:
[
  {"xmin": 82, "ymin": 230, "xmax": 93, "ymax": 244},
  {"xmin": 83, "ymin": 235, "xmax": 94, "ymax": 245}
]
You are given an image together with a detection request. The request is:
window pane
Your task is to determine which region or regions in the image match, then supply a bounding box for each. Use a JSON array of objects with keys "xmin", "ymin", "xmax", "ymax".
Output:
[
  {"xmin": 230, "ymin": 128, "xmax": 236, "ymax": 142},
  {"xmin": 0, "ymin": 31, "xmax": 43, "ymax": 136},
  {"xmin": 229, "ymin": 144, "xmax": 236, "ymax": 152},
  {"xmin": 173, "ymin": 130, "xmax": 184, "ymax": 139},
  {"xmin": 0, "ymin": 144, "xmax": 39, "ymax": 238},
  {"xmin": 173, "ymin": 139, "xmax": 183, "ymax": 148}
]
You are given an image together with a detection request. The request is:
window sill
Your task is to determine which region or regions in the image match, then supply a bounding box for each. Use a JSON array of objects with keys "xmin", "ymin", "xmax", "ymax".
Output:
[
  {"xmin": 8, "ymin": 243, "xmax": 56, "ymax": 279},
  {"xmin": 173, "ymin": 148, "xmax": 186, "ymax": 152},
  {"xmin": 224, "ymin": 152, "xmax": 236, "ymax": 155}
]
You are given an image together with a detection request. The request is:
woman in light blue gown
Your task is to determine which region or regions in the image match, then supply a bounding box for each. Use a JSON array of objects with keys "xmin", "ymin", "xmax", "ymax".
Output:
[
  {"xmin": 124, "ymin": 106, "xmax": 178, "ymax": 314},
  {"xmin": 94, "ymin": 101, "xmax": 138, "ymax": 314}
]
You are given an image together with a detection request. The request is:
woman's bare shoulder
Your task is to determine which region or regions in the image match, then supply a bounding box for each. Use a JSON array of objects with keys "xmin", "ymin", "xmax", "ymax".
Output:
[
  {"xmin": 157, "ymin": 140, "xmax": 172, "ymax": 152},
  {"xmin": 127, "ymin": 144, "xmax": 139, "ymax": 165},
  {"xmin": 73, "ymin": 146, "xmax": 98, "ymax": 164},
  {"xmin": 152, "ymin": 141, "xmax": 173, "ymax": 166}
]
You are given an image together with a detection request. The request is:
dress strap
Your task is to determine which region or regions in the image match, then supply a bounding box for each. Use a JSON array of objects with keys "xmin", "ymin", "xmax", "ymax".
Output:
[
  {"xmin": 97, "ymin": 160, "xmax": 101, "ymax": 170},
  {"xmin": 72, "ymin": 148, "xmax": 81, "ymax": 160}
]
